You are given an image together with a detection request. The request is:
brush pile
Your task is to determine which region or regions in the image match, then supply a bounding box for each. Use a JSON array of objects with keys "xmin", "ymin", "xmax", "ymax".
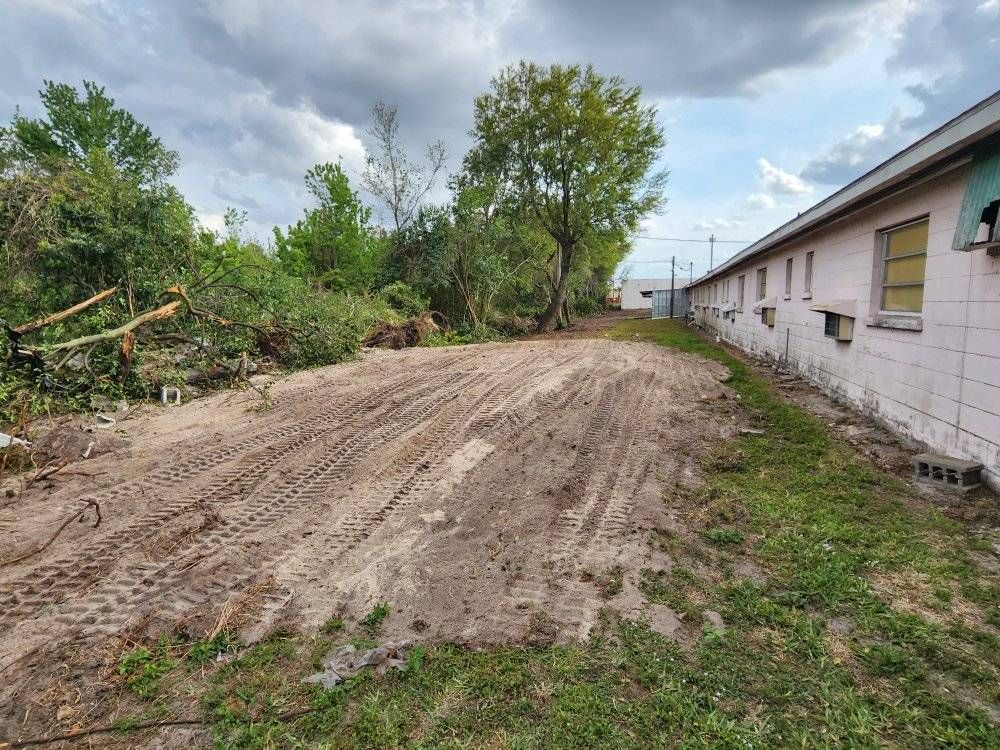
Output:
[{"xmin": 363, "ymin": 312, "xmax": 440, "ymax": 349}]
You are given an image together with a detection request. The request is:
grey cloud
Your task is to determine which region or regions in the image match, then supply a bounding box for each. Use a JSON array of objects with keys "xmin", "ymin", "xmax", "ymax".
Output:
[
  {"xmin": 501, "ymin": 0, "xmax": 880, "ymax": 99},
  {"xmin": 0, "ymin": 0, "xmax": 952, "ymax": 232},
  {"xmin": 211, "ymin": 177, "xmax": 263, "ymax": 210}
]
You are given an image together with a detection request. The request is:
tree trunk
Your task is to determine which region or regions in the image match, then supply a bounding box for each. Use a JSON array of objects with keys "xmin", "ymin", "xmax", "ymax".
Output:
[{"xmin": 536, "ymin": 242, "xmax": 573, "ymax": 332}]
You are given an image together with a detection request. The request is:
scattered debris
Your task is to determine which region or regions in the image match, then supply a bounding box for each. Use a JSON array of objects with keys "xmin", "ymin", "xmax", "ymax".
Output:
[
  {"xmin": 912, "ymin": 452, "xmax": 983, "ymax": 493},
  {"xmin": 95, "ymin": 414, "xmax": 116, "ymax": 429},
  {"xmin": 738, "ymin": 428, "xmax": 766, "ymax": 436},
  {"xmin": 0, "ymin": 433, "xmax": 30, "ymax": 449},
  {"xmin": 304, "ymin": 643, "xmax": 411, "ymax": 688},
  {"xmin": 161, "ymin": 386, "xmax": 182, "ymax": 405},
  {"xmin": 364, "ymin": 312, "xmax": 440, "ymax": 349}
]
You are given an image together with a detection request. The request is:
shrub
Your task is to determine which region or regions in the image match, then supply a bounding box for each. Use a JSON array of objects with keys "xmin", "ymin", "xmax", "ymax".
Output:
[{"xmin": 378, "ymin": 281, "xmax": 429, "ymax": 318}]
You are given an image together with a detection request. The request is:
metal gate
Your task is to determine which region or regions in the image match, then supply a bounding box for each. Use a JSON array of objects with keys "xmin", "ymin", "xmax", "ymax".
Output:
[
  {"xmin": 651, "ymin": 288, "xmax": 691, "ymax": 319},
  {"xmin": 651, "ymin": 289, "xmax": 669, "ymax": 318}
]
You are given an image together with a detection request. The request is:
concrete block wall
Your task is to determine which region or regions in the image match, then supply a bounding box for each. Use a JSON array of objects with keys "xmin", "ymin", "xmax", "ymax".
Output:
[{"xmin": 691, "ymin": 164, "xmax": 1000, "ymax": 487}]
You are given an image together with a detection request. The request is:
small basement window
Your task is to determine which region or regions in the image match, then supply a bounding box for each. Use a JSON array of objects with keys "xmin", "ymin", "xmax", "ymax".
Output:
[
  {"xmin": 823, "ymin": 312, "xmax": 854, "ymax": 341},
  {"xmin": 761, "ymin": 307, "xmax": 776, "ymax": 327}
]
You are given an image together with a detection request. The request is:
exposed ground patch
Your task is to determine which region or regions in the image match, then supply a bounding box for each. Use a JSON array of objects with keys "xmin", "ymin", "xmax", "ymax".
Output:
[
  {"xmin": 0, "ymin": 336, "xmax": 732, "ymax": 744},
  {"xmin": 1, "ymin": 320, "xmax": 998, "ymax": 748}
]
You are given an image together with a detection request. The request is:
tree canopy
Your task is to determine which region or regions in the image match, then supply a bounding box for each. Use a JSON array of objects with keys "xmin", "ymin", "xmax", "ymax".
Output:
[
  {"xmin": 4, "ymin": 80, "xmax": 178, "ymax": 184},
  {"xmin": 466, "ymin": 62, "xmax": 666, "ymax": 329}
]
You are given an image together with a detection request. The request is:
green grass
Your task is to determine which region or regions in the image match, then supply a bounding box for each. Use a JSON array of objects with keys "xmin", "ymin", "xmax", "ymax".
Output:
[{"xmin": 104, "ymin": 318, "xmax": 998, "ymax": 748}]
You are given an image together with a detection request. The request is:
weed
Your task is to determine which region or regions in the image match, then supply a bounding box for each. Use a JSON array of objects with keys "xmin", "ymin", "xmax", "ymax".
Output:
[
  {"xmin": 593, "ymin": 565, "xmax": 624, "ymax": 598},
  {"xmin": 360, "ymin": 602, "xmax": 390, "ymax": 636},
  {"xmin": 118, "ymin": 642, "xmax": 177, "ymax": 699},
  {"xmin": 702, "ymin": 527, "xmax": 745, "ymax": 545},
  {"xmin": 320, "ymin": 616, "xmax": 345, "ymax": 635},
  {"xmin": 186, "ymin": 633, "xmax": 234, "ymax": 667}
]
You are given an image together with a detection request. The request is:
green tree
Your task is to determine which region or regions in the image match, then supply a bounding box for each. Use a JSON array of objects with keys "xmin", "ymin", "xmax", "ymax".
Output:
[
  {"xmin": 466, "ymin": 62, "xmax": 666, "ymax": 331},
  {"xmin": 274, "ymin": 162, "xmax": 377, "ymax": 292},
  {"xmin": 4, "ymin": 80, "xmax": 178, "ymax": 184}
]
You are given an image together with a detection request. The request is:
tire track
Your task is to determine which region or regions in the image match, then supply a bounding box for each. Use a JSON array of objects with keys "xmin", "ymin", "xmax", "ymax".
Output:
[{"xmin": 0, "ymin": 363, "xmax": 482, "ymax": 626}]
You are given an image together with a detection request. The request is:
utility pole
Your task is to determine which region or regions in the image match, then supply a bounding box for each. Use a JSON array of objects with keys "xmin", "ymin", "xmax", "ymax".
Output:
[
  {"xmin": 709, "ymin": 234, "xmax": 716, "ymax": 270},
  {"xmin": 689, "ymin": 262, "xmax": 693, "ymax": 284},
  {"xmin": 669, "ymin": 255, "xmax": 675, "ymax": 319}
]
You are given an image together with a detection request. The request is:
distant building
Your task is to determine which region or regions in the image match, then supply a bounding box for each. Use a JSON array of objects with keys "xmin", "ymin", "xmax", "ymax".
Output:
[
  {"xmin": 689, "ymin": 91, "xmax": 1000, "ymax": 486},
  {"xmin": 621, "ymin": 278, "xmax": 678, "ymax": 310}
]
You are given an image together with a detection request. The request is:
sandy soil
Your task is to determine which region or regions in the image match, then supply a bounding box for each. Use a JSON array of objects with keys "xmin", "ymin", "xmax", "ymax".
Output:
[{"xmin": 0, "ymin": 337, "xmax": 735, "ymax": 739}]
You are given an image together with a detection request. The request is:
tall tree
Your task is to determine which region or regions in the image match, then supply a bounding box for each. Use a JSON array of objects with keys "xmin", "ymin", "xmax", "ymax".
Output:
[
  {"xmin": 362, "ymin": 101, "xmax": 446, "ymax": 233},
  {"xmin": 4, "ymin": 80, "xmax": 178, "ymax": 184},
  {"xmin": 466, "ymin": 62, "xmax": 666, "ymax": 331},
  {"xmin": 274, "ymin": 162, "xmax": 376, "ymax": 291}
]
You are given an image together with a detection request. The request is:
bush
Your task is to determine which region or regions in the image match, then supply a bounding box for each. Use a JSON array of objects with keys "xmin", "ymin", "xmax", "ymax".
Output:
[
  {"xmin": 488, "ymin": 312, "xmax": 536, "ymax": 336},
  {"xmin": 572, "ymin": 295, "xmax": 606, "ymax": 317},
  {"xmin": 378, "ymin": 281, "xmax": 429, "ymax": 318}
]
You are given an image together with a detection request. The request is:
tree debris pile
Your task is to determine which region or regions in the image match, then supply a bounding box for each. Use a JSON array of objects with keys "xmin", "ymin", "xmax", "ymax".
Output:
[{"xmin": 363, "ymin": 311, "xmax": 440, "ymax": 349}]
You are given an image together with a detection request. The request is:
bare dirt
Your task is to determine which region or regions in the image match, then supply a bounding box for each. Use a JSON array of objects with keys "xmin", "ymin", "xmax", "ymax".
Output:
[{"xmin": 0, "ymin": 336, "xmax": 735, "ymax": 739}]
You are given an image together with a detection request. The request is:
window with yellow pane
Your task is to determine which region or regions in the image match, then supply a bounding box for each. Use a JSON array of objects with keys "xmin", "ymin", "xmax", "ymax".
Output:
[{"xmin": 880, "ymin": 218, "xmax": 928, "ymax": 313}]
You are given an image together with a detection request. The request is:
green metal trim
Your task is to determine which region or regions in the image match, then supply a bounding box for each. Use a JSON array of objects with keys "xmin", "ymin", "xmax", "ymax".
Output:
[{"xmin": 953, "ymin": 143, "xmax": 1000, "ymax": 250}]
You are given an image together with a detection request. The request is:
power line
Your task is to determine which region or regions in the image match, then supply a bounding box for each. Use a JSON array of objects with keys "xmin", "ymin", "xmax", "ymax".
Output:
[{"xmin": 635, "ymin": 235, "xmax": 751, "ymax": 244}]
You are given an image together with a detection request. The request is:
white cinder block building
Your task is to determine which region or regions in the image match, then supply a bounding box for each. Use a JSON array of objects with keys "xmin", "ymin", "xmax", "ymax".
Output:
[
  {"xmin": 689, "ymin": 91, "xmax": 1000, "ymax": 486},
  {"xmin": 621, "ymin": 279, "xmax": 672, "ymax": 310}
]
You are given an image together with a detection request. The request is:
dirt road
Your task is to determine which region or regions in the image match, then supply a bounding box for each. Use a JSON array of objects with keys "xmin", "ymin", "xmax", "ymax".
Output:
[{"xmin": 0, "ymin": 337, "xmax": 733, "ymax": 734}]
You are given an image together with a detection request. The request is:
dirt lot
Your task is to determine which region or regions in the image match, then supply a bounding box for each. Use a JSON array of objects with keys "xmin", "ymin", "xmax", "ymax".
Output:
[{"xmin": 0, "ymin": 336, "xmax": 734, "ymax": 739}]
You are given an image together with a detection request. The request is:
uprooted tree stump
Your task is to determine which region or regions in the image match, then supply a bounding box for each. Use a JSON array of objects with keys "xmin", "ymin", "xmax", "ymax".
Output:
[{"xmin": 363, "ymin": 312, "xmax": 440, "ymax": 350}]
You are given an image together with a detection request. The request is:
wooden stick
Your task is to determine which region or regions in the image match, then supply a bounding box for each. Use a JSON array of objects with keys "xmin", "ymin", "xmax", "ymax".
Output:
[
  {"xmin": 13, "ymin": 288, "xmax": 118, "ymax": 336},
  {"xmin": 0, "ymin": 499, "xmax": 100, "ymax": 568}
]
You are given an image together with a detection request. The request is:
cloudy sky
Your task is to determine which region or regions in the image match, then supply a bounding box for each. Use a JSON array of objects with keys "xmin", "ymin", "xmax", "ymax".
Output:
[{"xmin": 2, "ymin": 0, "xmax": 998, "ymax": 279}]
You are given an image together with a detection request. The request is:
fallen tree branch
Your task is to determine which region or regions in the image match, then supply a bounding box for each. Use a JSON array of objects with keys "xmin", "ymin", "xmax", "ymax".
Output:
[
  {"xmin": 12, "ymin": 287, "xmax": 118, "ymax": 337},
  {"xmin": 0, "ymin": 498, "xmax": 101, "ymax": 568},
  {"xmin": 43, "ymin": 300, "xmax": 181, "ymax": 361}
]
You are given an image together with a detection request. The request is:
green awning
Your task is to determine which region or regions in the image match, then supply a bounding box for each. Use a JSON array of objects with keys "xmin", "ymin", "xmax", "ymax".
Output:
[{"xmin": 952, "ymin": 143, "xmax": 1000, "ymax": 250}]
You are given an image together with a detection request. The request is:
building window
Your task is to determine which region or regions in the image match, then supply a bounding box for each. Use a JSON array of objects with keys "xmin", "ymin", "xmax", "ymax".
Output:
[
  {"xmin": 761, "ymin": 307, "xmax": 776, "ymax": 326},
  {"xmin": 737, "ymin": 275, "xmax": 745, "ymax": 309},
  {"xmin": 756, "ymin": 268, "xmax": 767, "ymax": 301},
  {"xmin": 881, "ymin": 218, "xmax": 928, "ymax": 313},
  {"xmin": 804, "ymin": 252, "xmax": 814, "ymax": 294},
  {"xmin": 784, "ymin": 258, "xmax": 793, "ymax": 297},
  {"xmin": 713, "ymin": 283, "xmax": 718, "ymax": 303}
]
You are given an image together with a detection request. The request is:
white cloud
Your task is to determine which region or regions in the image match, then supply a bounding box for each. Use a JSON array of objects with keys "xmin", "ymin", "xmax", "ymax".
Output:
[
  {"xmin": 746, "ymin": 192, "xmax": 776, "ymax": 210},
  {"xmin": 756, "ymin": 158, "xmax": 813, "ymax": 195},
  {"xmin": 693, "ymin": 217, "xmax": 747, "ymax": 231},
  {"xmin": 229, "ymin": 94, "xmax": 366, "ymax": 179},
  {"xmin": 977, "ymin": 0, "xmax": 999, "ymax": 15}
]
